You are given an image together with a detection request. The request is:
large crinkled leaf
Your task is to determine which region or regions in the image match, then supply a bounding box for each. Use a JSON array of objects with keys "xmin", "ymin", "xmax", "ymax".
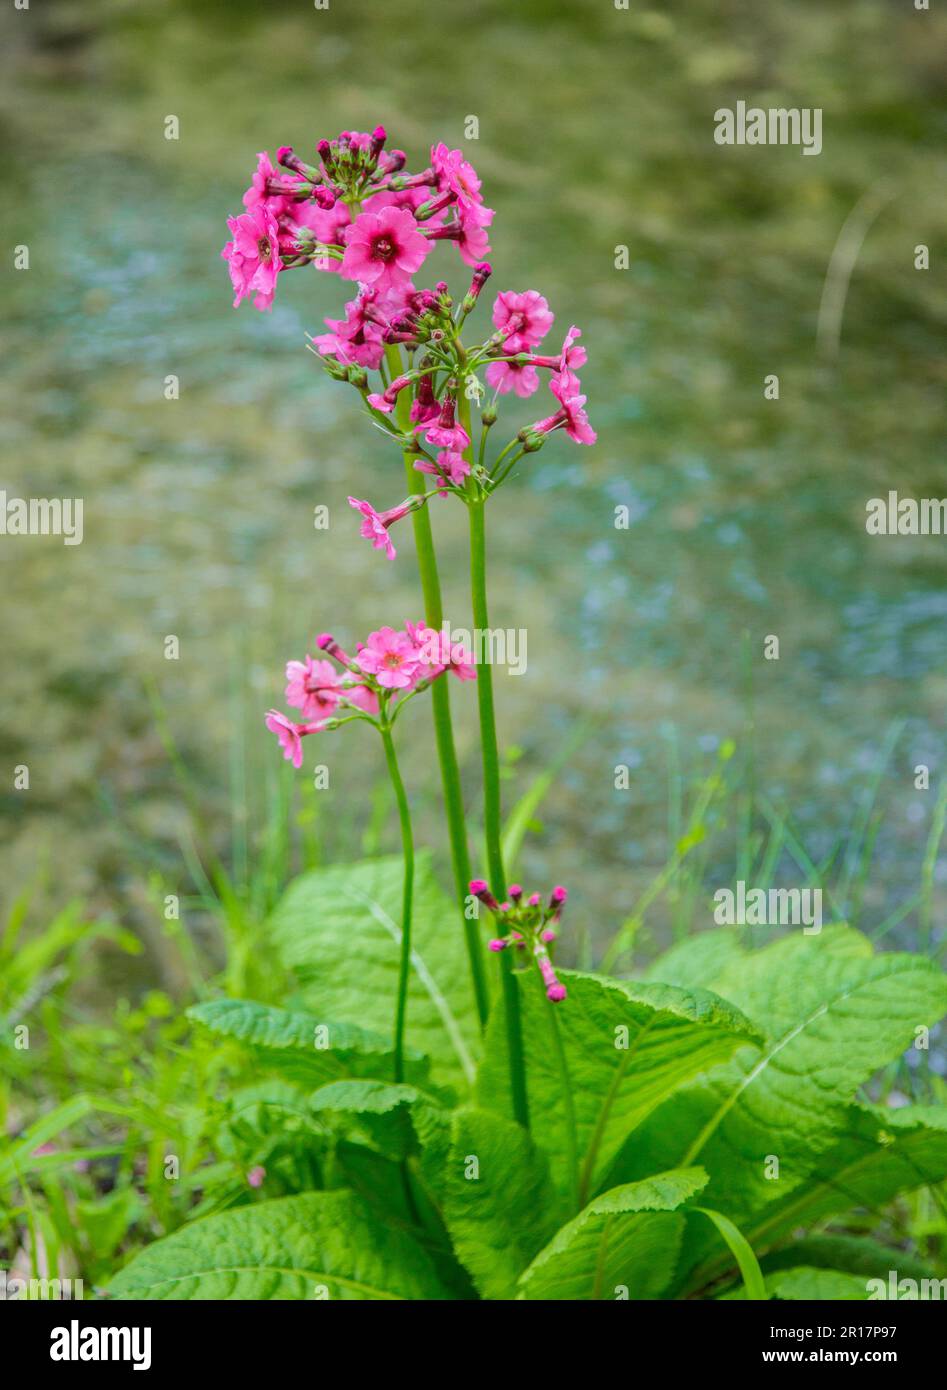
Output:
[
  {"xmin": 517, "ymin": 1168, "xmax": 708, "ymax": 1301},
  {"xmin": 188, "ymin": 998, "xmax": 429, "ymax": 1085},
  {"xmin": 442, "ymin": 1107, "xmax": 561, "ymax": 1300},
  {"xmin": 476, "ymin": 968, "xmax": 759, "ymax": 1204},
  {"xmin": 737, "ymin": 1104, "xmax": 947, "ymax": 1260},
  {"xmin": 267, "ymin": 855, "xmax": 479, "ymax": 1091},
  {"xmin": 613, "ymin": 929, "xmax": 947, "ymax": 1283},
  {"xmin": 309, "ymin": 1079, "xmax": 444, "ymax": 1162},
  {"xmin": 108, "ymin": 1191, "xmax": 448, "ymax": 1300}
]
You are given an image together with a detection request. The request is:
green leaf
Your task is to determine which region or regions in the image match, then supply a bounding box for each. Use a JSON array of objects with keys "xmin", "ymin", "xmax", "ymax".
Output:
[
  {"xmin": 618, "ymin": 930, "xmax": 947, "ymax": 1238},
  {"xmin": 267, "ymin": 855, "xmax": 479, "ymax": 1090},
  {"xmin": 476, "ymin": 969, "xmax": 760, "ymax": 1204},
  {"xmin": 108, "ymin": 1191, "xmax": 449, "ymax": 1300},
  {"xmin": 442, "ymin": 1107, "xmax": 560, "ymax": 1300},
  {"xmin": 732, "ymin": 1266, "xmax": 874, "ymax": 1301},
  {"xmin": 743, "ymin": 1103, "xmax": 947, "ymax": 1255},
  {"xmin": 762, "ymin": 1234, "xmax": 935, "ymax": 1285},
  {"xmin": 693, "ymin": 1207, "xmax": 766, "ymax": 1301},
  {"xmin": 517, "ymin": 1168, "xmax": 708, "ymax": 1300},
  {"xmin": 187, "ymin": 998, "xmax": 429, "ymax": 1086},
  {"xmin": 683, "ymin": 1104, "xmax": 947, "ymax": 1295},
  {"xmin": 309, "ymin": 1080, "xmax": 439, "ymax": 1161}
]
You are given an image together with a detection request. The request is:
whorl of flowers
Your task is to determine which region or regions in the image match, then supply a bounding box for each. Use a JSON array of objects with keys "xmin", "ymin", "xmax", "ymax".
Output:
[
  {"xmin": 222, "ymin": 126, "xmax": 596, "ymax": 560},
  {"xmin": 471, "ymin": 880, "xmax": 569, "ymax": 1003},
  {"xmin": 265, "ymin": 621, "xmax": 476, "ymax": 768}
]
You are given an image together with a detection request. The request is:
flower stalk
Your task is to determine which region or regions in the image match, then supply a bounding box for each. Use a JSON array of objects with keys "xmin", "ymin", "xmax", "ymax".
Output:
[{"xmin": 386, "ymin": 344, "xmax": 490, "ymax": 1031}]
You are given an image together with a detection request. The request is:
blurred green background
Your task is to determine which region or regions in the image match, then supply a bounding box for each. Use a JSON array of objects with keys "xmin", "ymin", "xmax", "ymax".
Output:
[{"xmin": 1, "ymin": 0, "xmax": 945, "ymax": 984}]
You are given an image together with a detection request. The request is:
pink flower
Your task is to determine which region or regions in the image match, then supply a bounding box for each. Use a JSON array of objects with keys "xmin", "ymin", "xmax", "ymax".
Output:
[
  {"xmin": 348, "ymin": 495, "xmax": 418, "ymax": 561},
  {"xmin": 355, "ymin": 627, "xmax": 422, "ymax": 690},
  {"xmin": 409, "ymin": 373, "xmax": 440, "ymax": 425},
  {"xmin": 341, "ymin": 206, "xmax": 430, "ymax": 290},
  {"xmin": 528, "ymin": 376, "xmax": 597, "ymax": 447},
  {"xmin": 469, "ymin": 879, "xmax": 500, "ymax": 911},
  {"xmin": 314, "ymin": 286, "xmax": 414, "ymax": 370},
  {"xmin": 421, "ymin": 395, "xmax": 469, "ymax": 452},
  {"xmin": 284, "ymin": 656, "xmax": 343, "ymax": 721},
  {"xmin": 538, "ymin": 952, "xmax": 568, "ymax": 1003},
  {"xmin": 485, "ymin": 359, "xmax": 540, "ymax": 398},
  {"xmin": 414, "ymin": 449, "xmax": 470, "ymax": 491},
  {"xmin": 243, "ymin": 151, "xmax": 285, "ymax": 212},
  {"xmin": 265, "ymin": 710, "xmax": 319, "ymax": 769},
  {"xmin": 222, "ymin": 203, "xmax": 283, "ymax": 311},
  {"xmin": 532, "ymin": 325, "xmax": 588, "ymax": 393},
  {"xmin": 453, "ymin": 214, "xmax": 492, "ymax": 268},
  {"xmin": 414, "ymin": 626, "xmax": 477, "ymax": 680},
  {"xmin": 341, "ymin": 682, "xmax": 380, "ymax": 716},
  {"xmin": 364, "ymin": 185, "xmax": 444, "ymax": 224},
  {"xmin": 247, "ymin": 1165, "xmax": 266, "ymax": 1189},
  {"xmin": 554, "ymin": 325, "xmax": 587, "ymax": 392},
  {"xmin": 493, "ymin": 290, "xmax": 554, "ymax": 352},
  {"xmin": 430, "ymin": 144, "xmax": 491, "ymax": 224},
  {"xmin": 550, "ymin": 375, "xmax": 597, "ymax": 444},
  {"xmin": 367, "ymin": 372, "xmax": 414, "ymax": 414},
  {"xmin": 298, "ymin": 201, "xmax": 351, "ymax": 272}
]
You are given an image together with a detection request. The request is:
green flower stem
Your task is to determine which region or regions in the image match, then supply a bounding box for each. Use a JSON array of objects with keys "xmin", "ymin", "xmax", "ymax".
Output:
[
  {"xmin": 385, "ymin": 345, "xmax": 490, "ymax": 1031},
  {"xmin": 379, "ymin": 722, "xmax": 414, "ymax": 1086},
  {"xmin": 460, "ymin": 390, "xmax": 530, "ymax": 1132},
  {"xmin": 540, "ymin": 972, "xmax": 580, "ymax": 1214}
]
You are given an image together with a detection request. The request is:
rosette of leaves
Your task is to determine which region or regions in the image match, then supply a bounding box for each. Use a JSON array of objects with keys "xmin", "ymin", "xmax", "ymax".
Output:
[{"xmin": 108, "ymin": 859, "xmax": 947, "ymax": 1301}]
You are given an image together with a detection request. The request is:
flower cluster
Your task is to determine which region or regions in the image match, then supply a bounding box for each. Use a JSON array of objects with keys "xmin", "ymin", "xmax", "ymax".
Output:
[
  {"xmin": 222, "ymin": 126, "xmax": 596, "ymax": 560},
  {"xmin": 470, "ymin": 880, "xmax": 569, "ymax": 1002},
  {"xmin": 265, "ymin": 621, "xmax": 475, "ymax": 767}
]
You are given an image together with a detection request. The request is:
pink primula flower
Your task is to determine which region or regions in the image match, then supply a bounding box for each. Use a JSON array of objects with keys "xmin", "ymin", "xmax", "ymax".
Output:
[
  {"xmin": 485, "ymin": 359, "xmax": 540, "ymax": 398},
  {"xmin": 414, "ymin": 450, "xmax": 470, "ymax": 491},
  {"xmin": 550, "ymin": 374, "xmax": 597, "ymax": 444},
  {"xmin": 453, "ymin": 213, "xmax": 492, "ymax": 268},
  {"xmin": 348, "ymin": 495, "xmax": 418, "ymax": 561},
  {"xmin": 430, "ymin": 144, "xmax": 492, "ymax": 224},
  {"xmin": 492, "ymin": 290, "xmax": 554, "ymax": 352},
  {"xmin": 341, "ymin": 206, "xmax": 430, "ymax": 290},
  {"xmin": 414, "ymin": 626, "xmax": 477, "ymax": 680},
  {"xmin": 355, "ymin": 627, "xmax": 422, "ymax": 690},
  {"xmin": 265, "ymin": 710, "xmax": 321, "ymax": 768},
  {"xmin": 314, "ymin": 286, "xmax": 414, "ymax": 370},
  {"xmin": 421, "ymin": 395, "xmax": 469, "ymax": 452},
  {"xmin": 284, "ymin": 656, "xmax": 343, "ymax": 722},
  {"xmin": 243, "ymin": 151, "xmax": 284, "ymax": 212},
  {"xmin": 222, "ymin": 202, "xmax": 283, "ymax": 311},
  {"xmin": 341, "ymin": 682, "xmax": 380, "ymax": 716}
]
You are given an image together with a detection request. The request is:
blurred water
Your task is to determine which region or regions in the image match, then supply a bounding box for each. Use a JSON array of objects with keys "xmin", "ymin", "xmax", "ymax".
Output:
[{"xmin": 1, "ymin": 0, "xmax": 945, "ymax": 962}]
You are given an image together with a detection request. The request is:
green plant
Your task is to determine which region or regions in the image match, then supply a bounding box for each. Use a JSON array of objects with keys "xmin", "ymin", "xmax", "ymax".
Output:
[{"xmin": 95, "ymin": 858, "xmax": 947, "ymax": 1301}]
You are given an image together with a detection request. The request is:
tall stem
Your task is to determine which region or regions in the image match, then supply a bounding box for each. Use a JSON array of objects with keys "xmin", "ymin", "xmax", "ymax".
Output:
[
  {"xmin": 385, "ymin": 345, "xmax": 489, "ymax": 1031},
  {"xmin": 380, "ymin": 723, "xmax": 414, "ymax": 1085},
  {"xmin": 542, "ymin": 974, "xmax": 580, "ymax": 1213},
  {"xmin": 461, "ymin": 394, "xmax": 530, "ymax": 1131}
]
